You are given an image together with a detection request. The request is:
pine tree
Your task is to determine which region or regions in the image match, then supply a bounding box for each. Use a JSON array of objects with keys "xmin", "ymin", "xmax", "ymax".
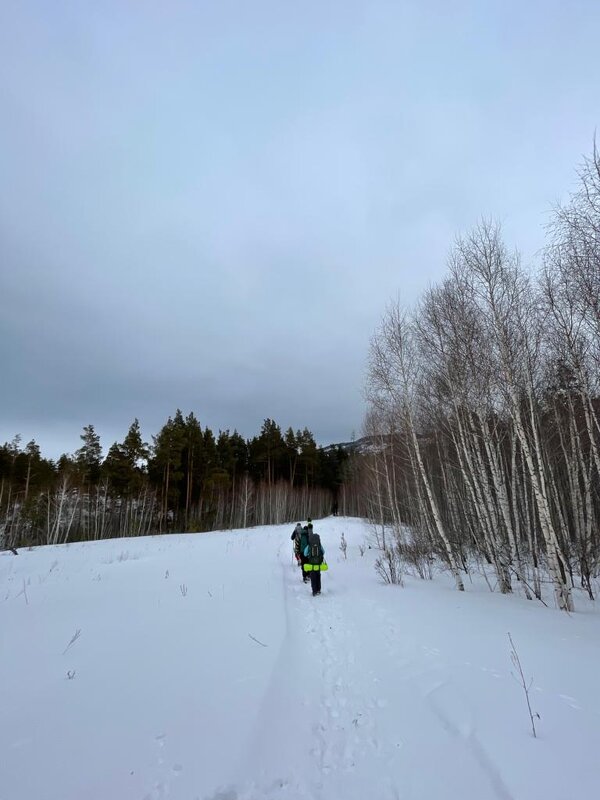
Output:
[
  {"xmin": 284, "ymin": 427, "xmax": 299, "ymax": 484},
  {"xmin": 150, "ymin": 413, "xmax": 187, "ymax": 528},
  {"xmin": 298, "ymin": 428, "xmax": 318, "ymax": 486},
  {"xmin": 122, "ymin": 418, "xmax": 149, "ymax": 468},
  {"xmin": 75, "ymin": 424, "xmax": 102, "ymax": 486},
  {"xmin": 101, "ymin": 443, "xmax": 131, "ymax": 494},
  {"xmin": 252, "ymin": 419, "xmax": 286, "ymax": 484},
  {"xmin": 182, "ymin": 412, "xmax": 204, "ymax": 526},
  {"xmin": 24, "ymin": 440, "xmax": 41, "ymax": 500}
]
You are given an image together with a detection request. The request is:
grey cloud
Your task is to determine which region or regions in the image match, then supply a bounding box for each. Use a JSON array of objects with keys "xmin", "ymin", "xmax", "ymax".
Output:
[{"xmin": 1, "ymin": 1, "xmax": 599, "ymax": 458}]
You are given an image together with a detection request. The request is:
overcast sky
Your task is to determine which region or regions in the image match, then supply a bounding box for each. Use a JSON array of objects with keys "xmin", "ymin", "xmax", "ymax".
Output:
[{"xmin": 1, "ymin": 1, "xmax": 599, "ymax": 460}]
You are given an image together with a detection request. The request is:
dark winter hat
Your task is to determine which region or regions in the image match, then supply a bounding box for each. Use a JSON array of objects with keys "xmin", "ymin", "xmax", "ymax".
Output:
[{"xmin": 307, "ymin": 522, "xmax": 313, "ymax": 529}]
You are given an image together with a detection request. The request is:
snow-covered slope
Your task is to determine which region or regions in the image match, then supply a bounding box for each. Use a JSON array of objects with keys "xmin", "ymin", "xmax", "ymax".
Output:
[{"xmin": 1, "ymin": 517, "xmax": 599, "ymax": 800}]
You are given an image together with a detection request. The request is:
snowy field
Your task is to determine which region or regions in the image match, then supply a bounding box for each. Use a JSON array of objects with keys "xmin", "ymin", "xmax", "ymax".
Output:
[{"xmin": 1, "ymin": 517, "xmax": 599, "ymax": 800}]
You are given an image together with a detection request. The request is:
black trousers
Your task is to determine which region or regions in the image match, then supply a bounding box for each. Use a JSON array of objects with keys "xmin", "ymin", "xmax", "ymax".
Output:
[
  {"xmin": 300, "ymin": 556, "xmax": 308, "ymax": 580},
  {"xmin": 310, "ymin": 568, "xmax": 321, "ymax": 595}
]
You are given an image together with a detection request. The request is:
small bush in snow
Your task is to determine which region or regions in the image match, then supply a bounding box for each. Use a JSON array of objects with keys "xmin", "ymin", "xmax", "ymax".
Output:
[
  {"xmin": 340, "ymin": 532, "xmax": 347, "ymax": 560},
  {"xmin": 180, "ymin": 583, "xmax": 188, "ymax": 597},
  {"xmin": 66, "ymin": 670, "xmax": 76, "ymax": 680},
  {"xmin": 359, "ymin": 544, "xmax": 366, "ymax": 557},
  {"xmin": 375, "ymin": 546, "xmax": 403, "ymax": 585},
  {"xmin": 397, "ymin": 536, "xmax": 434, "ymax": 580}
]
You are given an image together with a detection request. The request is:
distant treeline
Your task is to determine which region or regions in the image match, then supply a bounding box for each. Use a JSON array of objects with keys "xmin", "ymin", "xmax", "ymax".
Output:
[{"xmin": 0, "ymin": 413, "xmax": 363, "ymax": 549}]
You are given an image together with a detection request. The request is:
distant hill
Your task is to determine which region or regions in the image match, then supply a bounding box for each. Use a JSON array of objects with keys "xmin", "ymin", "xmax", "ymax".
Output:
[{"xmin": 322, "ymin": 435, "xmax": 390, "ymax": 455}]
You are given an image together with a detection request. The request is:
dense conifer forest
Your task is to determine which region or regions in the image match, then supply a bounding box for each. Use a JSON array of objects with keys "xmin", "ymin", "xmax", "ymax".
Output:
[{"xmin": 0, "ymin": 414, "xmax": 357, "ymax": 548}]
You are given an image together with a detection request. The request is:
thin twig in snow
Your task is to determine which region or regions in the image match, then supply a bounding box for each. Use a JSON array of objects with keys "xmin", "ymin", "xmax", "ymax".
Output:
[
  {"xmin": 508, "ymin": 632, "xmax": 540, "ymax": 738},
  {"xmin": 508, "ymin": 565, "xmax": 549, "ymax": 607},
  {"xmin": 62, "ymin": 628, "xmax": 82, "ymax": 655},
  {"xmin": 248, "ymin": 634, "xmax": 268, "ymax": 647}
]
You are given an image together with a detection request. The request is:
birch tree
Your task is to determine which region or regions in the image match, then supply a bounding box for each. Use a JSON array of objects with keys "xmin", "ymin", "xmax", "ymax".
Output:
[
  {"xmin": 367, "ymin": 303, "xmax": 465, "ymax": 590},
  {"xmin": 451, "ymin": 221, "xmax": 573, "ymax": 610}
]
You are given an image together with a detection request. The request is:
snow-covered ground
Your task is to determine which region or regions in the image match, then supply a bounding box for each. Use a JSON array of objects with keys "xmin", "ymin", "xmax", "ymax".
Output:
[{"xmin": 1, "ymin": 517, "xmax": 599, "ymax": 800}]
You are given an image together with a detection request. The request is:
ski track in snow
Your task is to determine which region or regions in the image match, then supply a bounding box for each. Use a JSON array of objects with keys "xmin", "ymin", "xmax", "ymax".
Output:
[
  {"xmin": 251, "ymin": 562, "xmax": 521, "ymax": 800},
  {"xmin": 228, "ymin": 541, "xmax": 422, "ymax": 800},
  {"xmin": 300, "ymin": 582, "xmax": 382, "ymax": 797},
  {"xmin": 246, "ymin": 554, "xmax": 516, "ymax": 800}
]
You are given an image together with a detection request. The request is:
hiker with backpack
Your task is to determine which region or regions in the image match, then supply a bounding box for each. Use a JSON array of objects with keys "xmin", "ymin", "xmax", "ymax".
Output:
[
  {"xmin": 299, "ymin": 524, "xmax": 310, "ymax": 582},
  {"xmin": 290, "ymin": 523, "xmax": 303, "ymax": 567},
  {"xmin": 303, "ymin": 522, "xmax": 325, "ymax": 596}
]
